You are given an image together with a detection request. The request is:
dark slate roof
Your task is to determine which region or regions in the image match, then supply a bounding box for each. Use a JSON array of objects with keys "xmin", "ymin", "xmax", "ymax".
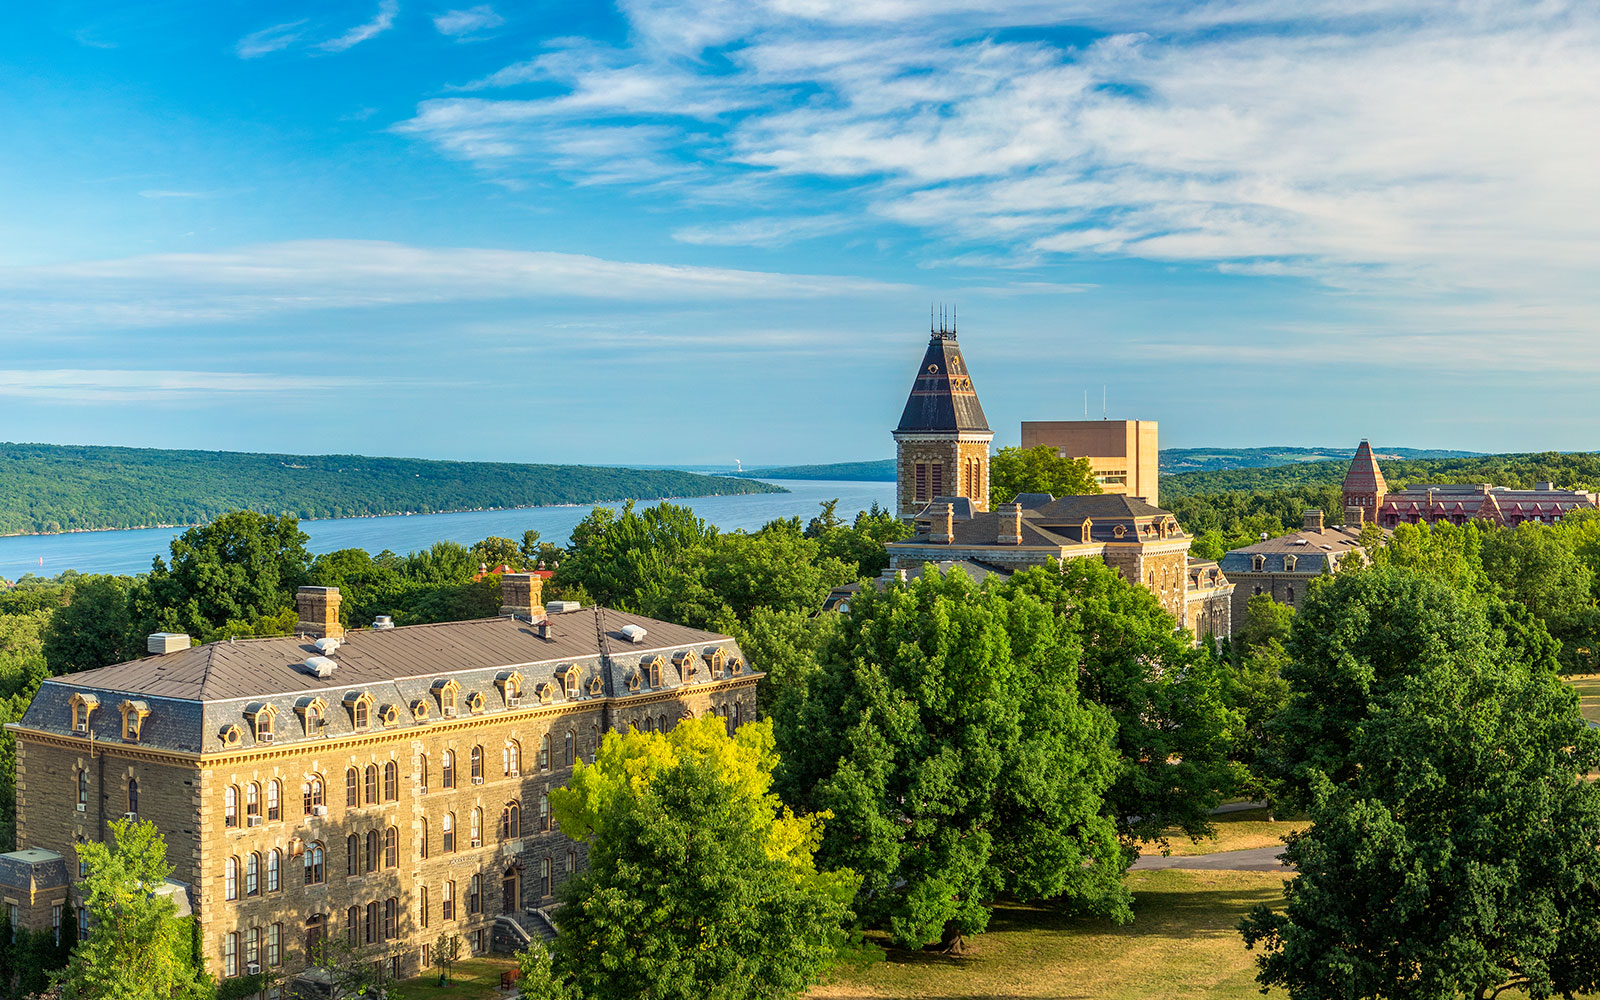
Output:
[
  {"xmin": 898, "ymin": 492, "xmax": 1179, "ymax": 550},
  {"xmin": 895, "ymin": 333, "xmax": 991, "ymax": 434},
  {"xmin": 20, "ymin": 607, "xmax": 753, "ymax": 755},
  {"xmin": 1029, "ymin": 494, "xmax": 1169, "ymax": 521},
  {"xmin": 1217, "ymin": 526, "xmax": 1371, "ymax": 576},
  {"xmin": 0, "ymin": 849, "xmax": 68, "ymax": 892}
]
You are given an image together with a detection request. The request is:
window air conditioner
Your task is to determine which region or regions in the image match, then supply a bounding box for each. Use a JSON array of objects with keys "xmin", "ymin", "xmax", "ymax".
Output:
[
  {"xmin": 508, "ymin": 769, "xmax": 520, "ymax": 778},
  {"xmin": 507, "ymin": 696, "xmax": 521, "ymax": 708},
  {"xmin": 248, "ymin": 816, "xmax": 263, "ymax": 827},
  {"xmin": 443, "ymin": 706, "xmax": 457, "ymax": 718},
  {"xmin": 76, "ymin": 803, "xmax": 86, "ymax": 813},
  {"xmin": 122, "ymin": 812, "xmax": 137, "ymax": 821},
  {"xmin": 472, "ymin": 777, "xmax": 484, "ymax": 785},
  {"xmin": 312, "ymin": 805, "xmax": 328, "ymax": 817},
  {"xmin": 73, "ymin": 722, "xmax": 87, "ymax": 734},
  {"xmin": 258, "ymin": 732, "xmax": 274, "ymax": 744},
  {"xmin": 246, "ymin": 963, "xmax": 260, "ymax": 976}
]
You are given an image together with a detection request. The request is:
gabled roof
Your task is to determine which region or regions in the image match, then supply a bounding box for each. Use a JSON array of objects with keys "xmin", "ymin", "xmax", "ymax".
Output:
[{"xmin": 895, "ymin": 333, "xmax": 991, "ymax": 435}]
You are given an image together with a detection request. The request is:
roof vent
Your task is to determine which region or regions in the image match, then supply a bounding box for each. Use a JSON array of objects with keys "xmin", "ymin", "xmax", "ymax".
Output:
[
  {"xmin": 371, "ymin": 616, "xmax": 395, "ymax": 630},
  {"xmin": 619, "ymin": 624, "xmax": 648, "ymax": 645},
  {"xmin": 147, "ymin": 633, "xmax": 190, "ymax": 655},
  {"xmin": 547, "ymin": 600, "xmax": 581, "ymax": 614},
  {"xmin": 303, "ymin": 656, "xmax": 337, "ymax": 679},
  {"xmin": 313, "ymin": 637, "xmax": 340, "ymax": 655}
]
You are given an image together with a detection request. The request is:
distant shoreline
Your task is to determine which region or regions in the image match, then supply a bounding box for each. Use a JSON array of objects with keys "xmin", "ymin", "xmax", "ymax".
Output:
[{"xmin": 0, "ymin": 485, "xmax": 792, "ymax": 540}]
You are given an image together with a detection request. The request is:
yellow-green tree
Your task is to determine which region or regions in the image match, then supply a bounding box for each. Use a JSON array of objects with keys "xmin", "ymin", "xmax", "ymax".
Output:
[{"xmin": 525, "ymin": 717, "xmax": 857, "ymax": 1000}]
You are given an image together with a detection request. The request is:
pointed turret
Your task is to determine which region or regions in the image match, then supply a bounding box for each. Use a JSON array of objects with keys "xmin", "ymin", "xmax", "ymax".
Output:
[
  {"xmin": 893, "ymin": 322, "xmax": 994, "ymax": 519},
  {"xmin": 1342, "ymin": 440, "xmax": 1387, "ymax": 526}
]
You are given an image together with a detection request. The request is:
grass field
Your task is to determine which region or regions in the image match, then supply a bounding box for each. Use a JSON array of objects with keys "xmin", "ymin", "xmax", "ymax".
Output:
[
  {"xmin": 401, "ymin": 955, "xmax": 520, "ymax": 1000},
  {"xmin": 811, "ymin": 869, "xmax": 1284, "ymax": 1000},
  {"xmin": 1566, "ymin": 675, "xmax": 1600, "ymax": 725},
  {"xmin": 1144, "ymin": 807, "xmax": 1308, "ymax": 857}
]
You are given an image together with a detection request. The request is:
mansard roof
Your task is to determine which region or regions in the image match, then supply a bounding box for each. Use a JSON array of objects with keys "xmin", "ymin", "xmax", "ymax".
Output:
[
  {"xmin": 1343, "ymin": 439, "xmax": 1387, "ymax": 494},
  {"xmin": 895, "ymin": 332, "xmax": 991, "ymax": 435}
]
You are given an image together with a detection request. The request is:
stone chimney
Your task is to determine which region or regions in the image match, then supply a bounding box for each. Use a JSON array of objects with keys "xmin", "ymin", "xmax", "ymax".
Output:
[
  {"xmin": 997, "ymin": 503, "xmax": 1023, "ymax": 545},
  {"xmin": 930, "ymin": 503, "xmax": 956, "ymax": 544},
  {"xmin": 500, "ymin": 572, "xmax": 546, "ymax": 619},
  {"xmin": 1302, "ymin": 508, "xmax": 1325, "ymax": 532},
  {"xmin": 296, "ymin": 586, "xmax": 344, "ymax": 639},
  {"xmin": 1344, "ymin": 505, "xmax": 1365, "ymax": 527}
]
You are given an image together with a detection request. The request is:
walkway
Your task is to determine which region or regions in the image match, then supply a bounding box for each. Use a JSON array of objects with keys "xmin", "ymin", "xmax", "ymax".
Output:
[{"xmin": 1130, "ymin": 846, "xmax": 1289, "ymax": 872}]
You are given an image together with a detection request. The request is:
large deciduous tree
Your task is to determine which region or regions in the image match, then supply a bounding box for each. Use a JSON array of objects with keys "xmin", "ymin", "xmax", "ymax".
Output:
[
  {"xmin": 777, "ymin": 567, "xmax": 1128, "ymax": 950},
  {"xmin": 41, "ymin": 576, "xmax": 139, "ymax": 675},
  {"xmin": 989, "ymin": 445, "xmax": 1100, "ymax": 504},
  {"xmin": 145, "ymin": 510, "xmax": 311, "ymax": 634},
  {"xmin": 531, "ymin": 717, "xmax": 857, "ymax": 1000},
  {"xmin": 1003, "ymin": 560, "xmax": 1238, "ymax": 846}
]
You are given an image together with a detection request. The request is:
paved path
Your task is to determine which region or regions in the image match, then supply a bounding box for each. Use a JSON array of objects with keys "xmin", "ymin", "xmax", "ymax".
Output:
[{"xmin": 1130, "ymin": 846, "xmax": 1289, "ymax": 872}]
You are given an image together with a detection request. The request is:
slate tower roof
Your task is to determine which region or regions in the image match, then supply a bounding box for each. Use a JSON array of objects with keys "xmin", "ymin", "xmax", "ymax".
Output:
[{"xmin": 895, "ymin": 330, "xmax": 991, "ymax": 435}]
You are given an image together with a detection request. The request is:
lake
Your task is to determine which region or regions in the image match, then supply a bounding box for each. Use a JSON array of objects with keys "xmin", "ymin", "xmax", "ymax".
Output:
[{"xmin": 0, "ymin": 480, "xmax": 896, "ymax": 578}]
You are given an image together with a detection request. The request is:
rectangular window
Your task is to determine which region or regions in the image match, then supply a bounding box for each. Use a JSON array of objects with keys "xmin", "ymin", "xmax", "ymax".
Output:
[
  {"xmin": 366, "ymin": 902, "xmax": 378, "ymax": 944},
  {"xmin": 930, "ymin": 463, "xmax": 943, "ymax": 498},
  {"xmin": 422, "ymin": 944, "xmax": 432, "ymax": 970},
  {"xmin": 246, "ymin": 927, "xmax": 259, "ymax": 967},
  {"xmin": 52, "ymin": 904, "xmax": 62, "ymax": 946},
  {"xmin": 384, "ymin": 899, "xmax": 396, "ymax": 940},
  {"xmin": 420, "ymin": 886, "xmax": 429, "ymax": 929},
  {"xmin": 267, "ymin": 924, "xmax": 281, "ymax": 967},
  {"xmin": 914, "ymin": 463, "xmax": 928, "ymax": 503},
  {"xmin": 223, "ymin": 932, "xmax": 237, "ymax": 978},
  {"xmin": 77, "ymin": 908, "xmax": 89, "ymax": 941},
  {"xmin": 7, "ymin": 905, "xmax": 16, "ymax": 941},
  {"xmin": 443, "ymin": 881, "xmax": 455, "ymax": 921}
]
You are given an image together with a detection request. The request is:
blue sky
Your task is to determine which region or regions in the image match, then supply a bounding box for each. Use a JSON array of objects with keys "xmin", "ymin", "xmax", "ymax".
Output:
[{"xmin": 4, "ymin": 1, "xmax": 1600, "ymax": 465}]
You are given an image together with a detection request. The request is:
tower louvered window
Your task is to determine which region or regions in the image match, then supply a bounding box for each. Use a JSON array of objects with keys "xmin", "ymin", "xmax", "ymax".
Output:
[
  {"xmin": 915, "ymin": 463, "xmax": 928, "ymax": 503},
  {"xmin": 930, "ymin": 463, "xmax": 943, "ymax": 498}
]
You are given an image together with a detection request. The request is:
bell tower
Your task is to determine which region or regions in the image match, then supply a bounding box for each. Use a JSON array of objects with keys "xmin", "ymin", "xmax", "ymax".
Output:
[{"xmin": 893, "ymin": 314, "xmax": 993, "ymax": 519}]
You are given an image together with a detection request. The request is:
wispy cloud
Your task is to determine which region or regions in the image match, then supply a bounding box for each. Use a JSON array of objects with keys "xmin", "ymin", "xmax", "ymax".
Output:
[
  {"xmin": 0, "ymin": 239, "xmax": 907, "ymax": 334},
  {"xmin": 138, "ymin": 190, "xmax": 210, "ymax": 200},
  {"xmin": 672, "ymin": 214, "xmax": 855, "ymax": 247},
  {"xmin": 433, "ymin": 5, "xmax": 504, "ymax": 38},
  {"xmin": 320, "ymin": 0, "xmax": 400, "ymax": 52},
  {"xmin": 0, "ymin": 369, "xmax": 359, "ymax": 402},
  {"xmin": 235, "ymin": 19, "xmax": 307, "ymax": 58}
]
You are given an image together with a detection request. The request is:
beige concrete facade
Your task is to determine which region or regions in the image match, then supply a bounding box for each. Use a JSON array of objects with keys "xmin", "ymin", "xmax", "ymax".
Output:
[{"xmin": 1020, "ymin": 420, "xmax": 1160, "ymax": 506}]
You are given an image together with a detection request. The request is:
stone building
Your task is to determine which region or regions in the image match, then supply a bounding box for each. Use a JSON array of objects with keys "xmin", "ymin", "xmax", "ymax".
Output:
[
  {"xmin": 1, "ymin": 577, "xmax": 758, "ymax": 984},
  {"xmin": 1216, "ymin": 509, "xmax": 1372, "ymax": 622},
  {"xmin": 1341, "ymin": 440, "xmax": 1599, "ymax": 528},
  {"xmin": 1019, "ymin": 420, "xmax": 1161, "ymax": 506},
  {"xmin": 894, "ymin": 322, "xmax": 993, "ymax": 519}
]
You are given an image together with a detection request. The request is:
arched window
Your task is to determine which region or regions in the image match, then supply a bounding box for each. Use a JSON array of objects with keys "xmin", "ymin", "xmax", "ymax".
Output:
[
  {"xmin": 1287, "ymin": 585, "xmax": 1296, "ymax": 604},
  {"xmin": 345, "ymin": 768, "xmax": 359, "ymax": 808},
  {"xmin": 246, "ymin": 782, "xmax": 261, "ymax": 823},
  {"xmin": 441, "ymin": 750, "xmax": 455, "ymax": 789},
  {"xmin": 501, "ymin": 801, "xmax": 520, "ymax": 839},
  {"xmin": 225, "ymin": 785, "xmax": 238, "ymax": 828},
  {"xmin": 383, "ymin": 761, "xmax": 398, "ymax": 802},
  {"xmin": 384, "ymin": 827, "xmax": 398, "ymax": 869},
  {"xmin": 419, "ymin": 818, "xmax": 430, "ymax": 860},
  {"xmin": 77, "ymin": 770, "xmax": 88, "ymax": 812},
  {"xmin": 539, "ymin": 793, "xmax": 549, "ymax": 832},
  {"xmin": 267, "ymin": 923, "xmax": 281, "ymax": 966},
  {"xmin": 267, "ymin": 849, "xmax": 281, "ymax": 893},
  {"xmin": 364, "ymin": 764, "xmax": 378, "ymax": 805},
  {"xmin": 345, "ymin": 906, "xmax": 360, "ymax": 947},
  {"xmin": 267, "ymin": 780, "xmax": 281, "ymax": 822},
  {"xmin": 734, "ymin": 702, "xmax": 741, "ymax": 729},
  {"xmin": 562, "ymin": 669, "xmax": 577, "ymax": 699},
  {"xmin": 353, "ymin": 700, "xmax": 369, "ymax": 730},
  {"xmin": 564, "ymin": 730, "xmax": 574, "ymax": 767},
  {"xmin": 658, "ymin": 713, "xmax": 668, "ymax": 732},
  {"xmin": 642, "ymin": 717, "xmax": 654, "ymax": 734},
  {"xmin": 346, "ymin": 834, "xmax": 360, "ymax": 877},
  {"xmin": 305, "ymin": 775, "xmax": 324, "ymax": 814},
  {"xmin": 127, "ymin": 777, "xmax": 139, "ymax": 815},
  {"xmin": 418, "ymin": 754, "xmax": 429, "ymax": 793},
  {"xmin": 443, "ymin": 812, "xmax": 456, "ymax": 853},
  {"xmin": 470, "ymin": 746, "xmax": 483, "ymax": 783},
  {"xmin": 384, "ymin": 897, "xmax": 397, "ymax": 939},
  {"xmin": 225, "ymin": 856, "xmax": 239, "ymax": 900},
  {"xmin": 365, "ymin": 830, "xmax": 379, "ymax": 873},
  {"xmin": 649, "ymin": 659, "xmax": 661, "ymax": 688},
  {"xmin": 442, "ymin": 880, "xmax": 455, "ymax": 920},
  {"xmin": 470, "ymin": 808, "xmax": 482, "ymax": 848},
  {"xmin": 540, "ymin": 734, "xmax": 550, "ymax": 771},
  {"xmin": 304, "ymin": 842, "xmax": 325, "ymax": 885},
  {"xmin": 246, "ymin": 853, "xmax": 260, "ymax": 896},
  {"xmin": 504, "ymin": 741, "xmax": 520, "ymax": 776}
]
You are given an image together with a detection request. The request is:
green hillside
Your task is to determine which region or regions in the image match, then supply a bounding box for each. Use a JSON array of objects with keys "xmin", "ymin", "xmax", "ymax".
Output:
[
  {"xmin": 1159, "ymin": 445, "xmax": 1480, "ymax": 475},
  {"xmin": 1163, "ymin": 451, "xmax": 1600, "ymax": 500},
  {"xmin": 0, "ymin": 443, "xmax": 783, "ymax": 536},
  {"xmin": 738, "ymin": 459, "xmax": 897, "ymax": 481}
]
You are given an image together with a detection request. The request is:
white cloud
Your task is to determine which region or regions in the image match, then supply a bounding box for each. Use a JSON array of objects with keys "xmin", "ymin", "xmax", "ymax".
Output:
[
  {"xmin": 235, "ymin": 20, "xmax": 307, "ymax": 58},
  {"xmin": 672, "ymin": 214, "xmax": 855, "ymax": 246},
  {"xmin": 321, "ymin": 0, "xmax": 400, "ymax": 52},
  {"xmin": 0, "ymin": 239, "xmax": 907, "ymax": 334},
  {"xmin": 0, "ymin": 370, "xmax": 359, "ymax": 402},
  {"xmin": 433, "ymin": 5, "xmax": 505, "ymax": 37}
]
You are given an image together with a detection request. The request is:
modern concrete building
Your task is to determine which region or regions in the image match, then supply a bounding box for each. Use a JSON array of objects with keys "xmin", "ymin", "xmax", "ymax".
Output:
[{"xmin": 1020, "ymin": 420, "xmax": 1160, "ymax": 506}]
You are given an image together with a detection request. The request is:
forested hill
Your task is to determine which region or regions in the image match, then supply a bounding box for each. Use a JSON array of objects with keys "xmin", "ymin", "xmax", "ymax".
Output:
[
  {"xmin": 1164, "ymin": 451, "xmax": 1600, "ymax": 500},
  {"xmin": 738, "ymin": 459, "xmax": 896, "ymax": 481},
  {"xmin": 0, "ymin": 443, "xmax": 783, "ymax": 535},
  {"xmin": 1160, "ymin": 445, "xmax": 1479, "ymax": 475}
]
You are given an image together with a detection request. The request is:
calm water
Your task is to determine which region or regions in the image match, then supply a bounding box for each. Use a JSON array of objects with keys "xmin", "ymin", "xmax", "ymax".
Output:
[{"xmin": 0, "ymin": 480, "xmax": 896, "ymax": 578}]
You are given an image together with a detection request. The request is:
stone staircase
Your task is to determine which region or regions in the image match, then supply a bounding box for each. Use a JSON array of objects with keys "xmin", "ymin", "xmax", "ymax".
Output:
[{"xmin": 491, "ymin": 907, "xmax": 559, "ymax": 954}]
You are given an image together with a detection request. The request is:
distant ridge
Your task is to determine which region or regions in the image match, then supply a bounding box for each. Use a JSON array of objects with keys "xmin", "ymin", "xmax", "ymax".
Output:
[
  {"xmin": 739, "ymin": 447, "xmax": 1483, "ymax": 483},
  {"xmin": 0, "ymin": 442, "xmax": 783, "ymax": 536}
]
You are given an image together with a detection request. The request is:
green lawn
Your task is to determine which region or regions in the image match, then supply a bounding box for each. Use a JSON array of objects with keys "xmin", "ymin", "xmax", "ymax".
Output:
[
  {"xmin": 811, "ymin": 869, "xmax": 1285, "ymax": 1000},
  {"xmin": 1144, "ymin": 807, "xmax": 1308, "ymax": 857},
  {"xmin": 1565, "ymin": 675, "xmax": 1600, "ymax": 725},
  {"xmin": 402, "ymin": 956, "xmax": 520, "ymax": 1000}
]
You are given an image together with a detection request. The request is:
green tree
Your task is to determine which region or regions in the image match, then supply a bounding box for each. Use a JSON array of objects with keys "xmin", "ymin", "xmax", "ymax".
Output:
[
  {"xmin": 0, "ymin": 609, "xmax": 51, "ymax": 699},
  {"xmin": 989, "ymin": 445, "xmax": 1100, "ymax": 504},
  {"xmin": 1371, "ymin": 520, "xmax": 1490, "ymax": 593},
  {"xmin": 1241, "ymin": 650, "xmax": 1600, "ymax": 999},
  {"xmin": 778, "ymin": 567, "xmax": 1128, "ymax": 949},
  {"xmin": 57, "ymin": 818, "xmax": 208, "ymax": 1000},
  {"xmin": 41, "ymin": 576, "xmax": 138, "ymax": 675},
  {"xmin": 556, "ymin": 502, "xmax": 719, "ymax": 613},
  {"xmin": 1480, "ymin": 521, "xmax": 1599, "ymax": 672},
  {"xmin": 432, "ymin": 932, "xmax": 462, "ymax": 985},
  {"xmin": 1004, "ymin": 560, "xmax": 1237, "ymax": 846},
  {"xmin": 146, "ymin": 511, "xmax": 311, "ymax": 634},
  {"xmin": 695, "ymin": 520, "xmax": 853, "ymax": 622},
  {"xmin": 537, "ymin": 717, "xmax": 857, "ymax": 1000},
  {"xmin": 305, "ymin": 937, "xmax": 407, "ymax": 999},
  {"xmin": 471, "ymin": 536, "xmax": 525, "ymax": 572},
  {"xmin": 804, "ymin": 501, "xmax": 911, "ymax": 579},
  {"xmin": 728, "ymin": 606, "xmax": 838, "ymax": 726},
  {"xmin": 1224, "ymin": 597, "xmax": 1293, "ymax": 807}
]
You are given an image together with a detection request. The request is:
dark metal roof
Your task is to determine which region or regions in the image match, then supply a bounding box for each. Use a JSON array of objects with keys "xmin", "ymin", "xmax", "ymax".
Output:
[{"xmin": 895, "ymin": 333, "xmax": 991, "ymax": 435}]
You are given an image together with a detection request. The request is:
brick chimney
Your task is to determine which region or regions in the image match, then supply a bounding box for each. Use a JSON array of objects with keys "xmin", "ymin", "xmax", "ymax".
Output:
[
  {"xmin": 1344, "ymin": 505, "xmax": 1365, "ymax": 527},
  {"xmin": 1302, "ymin": 509, "xmax": 1325, "ymax": 532},
  {"xmin": 997, "ymin": 503, "xmax": 1023, "ymax": 545},
  {"xmin": 500, "ymin": 572, "xmax": 546, "ymax": 619},
  {"xmin": 930, "ymin": 503, "xmax": 956, "ymax": 544},
  {"xmin": 296, "ymin": 586, "xmax": 344, "ymax": 639}
]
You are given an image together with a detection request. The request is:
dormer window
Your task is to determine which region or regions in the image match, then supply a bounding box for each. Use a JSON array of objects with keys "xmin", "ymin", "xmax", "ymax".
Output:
[
  {"xmin": 296, "ymin": 696, "xmax": 328, "ymax": 737},
  {"xmin": 412, "ymin": 700, "xmax": 431, "ymax": 723},
  {"xmin": 119, "ymin": 700, "xmax": 150, "ymax": 742},
  {"xmin": 588, "ymin": 676, "xmax": 604, "ymax": 697},
  {"xmin": 641, "ymin": 655, "xmax": 664, "ymax": 689},
  {"xmin": 1283, "ymin": 555, "xmax": 1298, "ymax": 572},
  {"xmin": 378, "ymin": 704, "xmax": 399, "ymax": 727},
  {"xmin": 536, "ymin": 683, "xmax": 554, "ymax": 705},
  {"xmin": 1113, "ymin": 524, "xmax": 1127, "ymax": 539},
  {"xmin": 69, "ymin": 693, "xmax": 100, "ymax": 734},
  {"xmin": 434, "ymin": 680, "xmax": 461, "ymax": 718},
  {"xmin": 246, "ymin": 703, "xmax": 277, "ymax": 744},
  {"xmin": 1252, "ymin": 555, "xmax": 1267, "ymax": 573},
  {"xmin": 673, "ymin": 650, "xmax": 697, "ymax": 683},
  {"xmin": 562, "ymin": 666, "xmax": 580, "ymax": 699},
  {"xmin": 497, "ymin": 671, "xmax": 524, "ymax": 707},
  {"xmin": 221, "ymin": 724, "xmax": 243, "ymax": 748},
  {"xmin": 344, "ymin": 691, "xmax": 375, "ymax": 731},
  {"xmin": 466, "ymin": 691, "xmax": 485, "ymax": 715},
  {"xmin": 730, "ymin": 658, "xmax": 744, "ymax": 677},
  {"xmin": 627, "ymin": 672, "xmax": 641, "ymax": 693},
  {"xmin": 702, "ymin": 646, "xmax": 727, "ymax": 679}
]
